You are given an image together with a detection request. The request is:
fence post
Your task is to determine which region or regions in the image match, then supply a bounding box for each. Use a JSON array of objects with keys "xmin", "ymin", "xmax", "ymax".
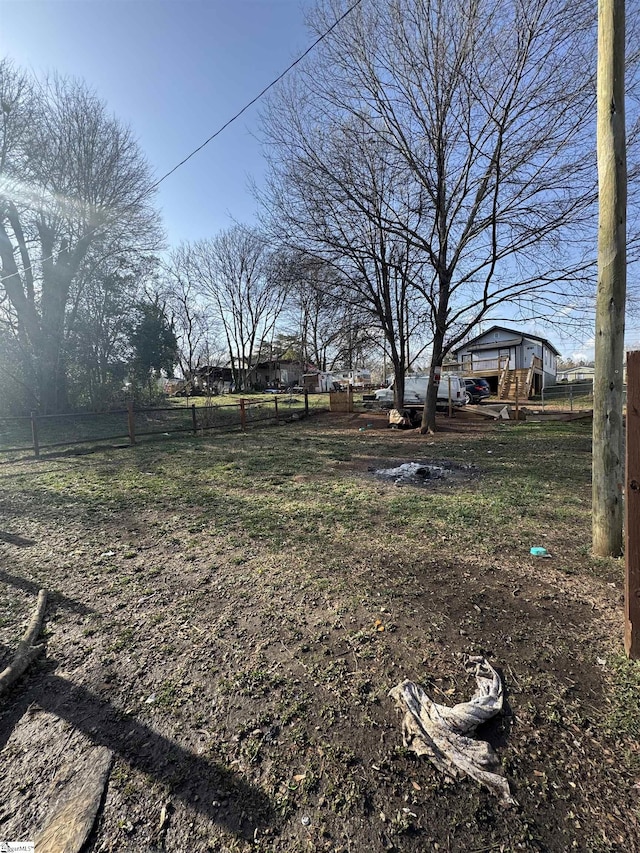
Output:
[
  {"xmin": 30, "ymin": 411, "xmax": 40, "ymax": 459},
  {"xmin": 127, "ymin": 401, "xmax": 136, "ymax": 445},
  {"xmin": 515, "ymin": 377, "xmax": 519, "ymax": 420},
  {"xmin": 626, "ymin": 350, "xmax": 640, "ymax": 658},
  {"xmin": 542, "ymin": 386, "xmax": 545, "ymax": 410},
  {"xmin": 191, "ymin": 403, "xmax": 197, "ymax": 434},
  {"xmin": 448, "ymin": 376, "xmax": 452, "ymax": 418},
  {"xmin": 274, "ymin": 396, "xmax": 279, "ymax": 418},
  {"xmin": 570, "ymin": 385, "xmax": 574, "ymax": 412},
  {"xmin": 240, "ymin": 398, "xmax": 246, "ymax": 431},
  {"xmin": 304, "ymin": 389, "xmax": 309, "ymax": 416}
]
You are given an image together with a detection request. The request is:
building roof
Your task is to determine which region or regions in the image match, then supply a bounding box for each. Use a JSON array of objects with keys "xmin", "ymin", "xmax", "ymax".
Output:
[
  {"xmin": 452, "ymin": 325, "xmax": 560, "ymax": 356},
  {"xmin": 557, "ymin": 366, "xmax": 595, "ymax": 377}
]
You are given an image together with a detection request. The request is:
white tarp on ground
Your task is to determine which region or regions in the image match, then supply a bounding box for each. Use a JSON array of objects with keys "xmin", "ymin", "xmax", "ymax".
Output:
[
  {"xmin": 374, "ymin": 462, "xmax": 446, "ymax": 484},
  {"xmin": 389, "ymin": 656, "xmax": 515, "ymax": 805}
]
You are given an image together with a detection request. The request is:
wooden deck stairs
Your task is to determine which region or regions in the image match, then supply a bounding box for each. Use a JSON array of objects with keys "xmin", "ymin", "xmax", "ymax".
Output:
[{"xmin": 499, "ymin": 368, "xmax": 532, "ymax": 400}]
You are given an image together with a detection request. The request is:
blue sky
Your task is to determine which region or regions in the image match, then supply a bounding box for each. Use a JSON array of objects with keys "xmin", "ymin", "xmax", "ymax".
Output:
[{"xmin": 0, "ymin": 0, "xmax": 311, "ymax": 243}]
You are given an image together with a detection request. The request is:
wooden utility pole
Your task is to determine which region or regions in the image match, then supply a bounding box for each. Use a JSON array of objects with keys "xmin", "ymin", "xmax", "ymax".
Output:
[
  {"xmin": 625, "ymin": 351, "xmax": 640, "ymax": 657},
  {"xmin": 593, "ymin": 0, "xmax": 627, "ymax": 557}
]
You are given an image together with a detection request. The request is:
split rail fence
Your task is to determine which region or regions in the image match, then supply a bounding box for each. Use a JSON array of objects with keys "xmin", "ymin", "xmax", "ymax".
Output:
[{"xmin": 0, "ymin": 393, "xmax": 323, "ymax": 459}]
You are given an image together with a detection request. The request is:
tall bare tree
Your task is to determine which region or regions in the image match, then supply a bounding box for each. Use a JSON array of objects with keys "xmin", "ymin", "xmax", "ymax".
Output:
[
  {"xmin": 191, "ymin": 225, "xmax": 287, "ymax": 390},
  {"xmin": 277, "ymin": 251, "xmax": 390, "ymax": 377},
  {"xmin": 593, "ymin": 0, "xmax": 627, "ymax": 558},
  {"xmin": 0, "ymin": 61, "xmax": 160, "ymax": 412},
  {"xmin": 260, "ymin": 105, "xmax": 428, "ymax": 407},
  {"xmin": 161, "ymin": 244, "xmax": 213, "ymax": 382},
  {"xmin": 284, "ymin": 256, "xmax": 347, "ymax": 371},
  {"xmin": 261, "ymin": 0, "xmax": 599, "ymax": 429}
]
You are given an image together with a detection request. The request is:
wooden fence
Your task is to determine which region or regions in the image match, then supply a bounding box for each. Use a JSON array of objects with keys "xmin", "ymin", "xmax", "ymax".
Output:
[
  {"xmin": 329, "ymin": 388, "xmax": 354, "ymax": 413},
  {"xmin": 0, "ymin": 393, "xmax": 319, "ymax": 459}
]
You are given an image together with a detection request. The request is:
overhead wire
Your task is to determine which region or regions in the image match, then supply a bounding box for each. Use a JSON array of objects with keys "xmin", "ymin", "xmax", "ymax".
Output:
[{"xmin": 147, "ymin": 0, "xmax": 364, "ymax": 193}]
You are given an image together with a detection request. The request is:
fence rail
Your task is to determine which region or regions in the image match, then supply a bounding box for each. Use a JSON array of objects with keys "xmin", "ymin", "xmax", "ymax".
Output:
[
  {"xmin": 0, "ymin": 392, "xmax": 322, "ymax": 459},
  {"xmin": 538, "ymin": 382, "xmax": 597, "ymax": 411}
]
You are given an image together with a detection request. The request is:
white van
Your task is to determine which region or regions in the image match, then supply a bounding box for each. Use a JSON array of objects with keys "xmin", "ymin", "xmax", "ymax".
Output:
[{"xmin": 374, "ymin": 374, "xmax": 467, "ymax": 408}]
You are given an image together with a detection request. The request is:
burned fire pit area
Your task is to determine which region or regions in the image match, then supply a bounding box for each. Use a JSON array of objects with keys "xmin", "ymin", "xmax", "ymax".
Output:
[{"xmin": 369, "ymin": 459, "xmax": 476, "ymax": 487}]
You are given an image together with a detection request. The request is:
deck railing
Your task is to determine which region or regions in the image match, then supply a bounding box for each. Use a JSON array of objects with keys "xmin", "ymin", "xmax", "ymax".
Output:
[{"xmin": 442, "ymin": 356, "xmax": 510, "ymax": 375}]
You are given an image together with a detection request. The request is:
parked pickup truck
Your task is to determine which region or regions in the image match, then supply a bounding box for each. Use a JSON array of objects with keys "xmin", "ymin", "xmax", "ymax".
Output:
[{"xmin": 374, "ymin": 374, "xmax": 467, "ymax": 409}]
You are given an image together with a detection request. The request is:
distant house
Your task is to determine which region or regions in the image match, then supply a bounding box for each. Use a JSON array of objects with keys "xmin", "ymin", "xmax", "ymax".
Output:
[
  {"xmin": 332, "ymin": 369, "xmax": 372, "ymax": 388},
  {"xmin": 556, "ymin": 366, "xmax": 595, "ymax": 383},
  {"xmin": 450, "ymin": 326, "xmax": 559, "ymax": 399},
  {"xmin": 194, "ymin": 365, "xmax": 234, "ymax": 394},
  {"xmin": 302, "ymin": 371, "xmax": 340, "ymax": 392},
  {"xmin": 252, "ymin": 359, "xmax": 308, "ymax": 389}
]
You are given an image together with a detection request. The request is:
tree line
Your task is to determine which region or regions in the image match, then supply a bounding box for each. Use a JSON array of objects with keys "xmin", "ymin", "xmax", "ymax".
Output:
[
  {"xmin": 1, "ymin": 1, "xmax": 638, "ymax": 423},
  {"xmin": 0, "ymin": 59, "xmax": 382, "ymax": 415}
]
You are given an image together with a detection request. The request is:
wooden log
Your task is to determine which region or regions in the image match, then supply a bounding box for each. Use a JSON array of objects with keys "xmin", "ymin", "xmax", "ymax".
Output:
[
  {"xmin": 34, "ymin": 745, "xmax": 113, "ymax": 853},
  {"xmin": 0, "ymin": 588, "xmax": 47, "ymax": 693},
  {"xmin": 458, "ymin": 405, "xmax": 508, "ymax": 420}
]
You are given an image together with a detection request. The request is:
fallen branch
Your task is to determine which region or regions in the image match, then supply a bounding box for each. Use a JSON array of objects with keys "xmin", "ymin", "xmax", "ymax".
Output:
[{"xmin": 0, "ymin": 588, "xmax": 47, "ymax": 693}]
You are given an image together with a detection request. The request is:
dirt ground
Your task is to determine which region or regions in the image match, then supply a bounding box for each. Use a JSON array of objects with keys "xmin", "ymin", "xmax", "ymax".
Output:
[{"xmin": 0, "ymin": 412, "xmax": 638, "ymax": 852}]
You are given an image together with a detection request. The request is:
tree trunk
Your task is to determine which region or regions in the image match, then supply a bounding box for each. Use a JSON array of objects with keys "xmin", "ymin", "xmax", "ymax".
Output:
[
  {"xmin": 593, "ymin": 0, "xmax": 627, "ymax": 557},
  {"xmin": 39, "ymin": 262, "xmax": 73, "ymax": 414},
  {"xmin": 421, "ymin": 325, "xmax": 446, "ymax": 434},
  {"xmin": 392, "ymin": 362, "xmax": 405, "ymax": 410}
]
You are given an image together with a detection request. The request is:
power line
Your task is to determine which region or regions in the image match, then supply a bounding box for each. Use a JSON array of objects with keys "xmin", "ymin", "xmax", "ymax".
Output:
[{"xmin": 147, "ymin": 0, "xmax": 364, "ymax": 193}]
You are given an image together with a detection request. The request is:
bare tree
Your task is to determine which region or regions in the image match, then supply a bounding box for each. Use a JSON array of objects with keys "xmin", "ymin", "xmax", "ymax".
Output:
[
  {"xmin": 261, "ymin": 0, "xmax": 599, "ymax": 428},
  {"xmin": 192, "ymin": 225, "xmax": 287, "ymax": 390},
  {"xmin": 0, "ymin": 61, "xmax": 160, "ymax": 412},
  {"xmin": 276, "ymin": 253, "xmax": 361, "ymax": 372},
  {"xmin": 260, "ymin": 104, "xmax": 429, "ymax": 407},
  {"xmin": 161, "ymin": 244, "xmax": 213, "ymax": 382}
]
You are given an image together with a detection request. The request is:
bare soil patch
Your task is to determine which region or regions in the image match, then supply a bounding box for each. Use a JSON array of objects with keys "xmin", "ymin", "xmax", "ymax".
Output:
[{"xmin": 0, "ymin": 413, "xmax": 638, "ymax": 852}]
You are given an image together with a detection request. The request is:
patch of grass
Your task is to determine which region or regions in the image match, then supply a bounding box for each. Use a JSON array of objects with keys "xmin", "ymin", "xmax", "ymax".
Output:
[
  {"xmin": 606, "ymin": 654, "xmax": 640, "ymax": 740},
  {"xmin": 219, "ymin": 667, "xmax": 285, "ymax": 698},
  {"xmin": 108, "ymin": 626, "xmax": 137, "ymax": 652}
]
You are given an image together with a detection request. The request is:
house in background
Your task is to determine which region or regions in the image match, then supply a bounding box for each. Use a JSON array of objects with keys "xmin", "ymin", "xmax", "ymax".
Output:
[
  {"xmin": 194, "ymin": 365, "xmax": 234, "ymax": 394},
  {"xmin": 449, "ymin": 326, "xmax": 560, "ymax": 399},
  {"xmin": 556, "ymin": 365, "xmax": 595, "ymax": 383},
  {"xmin": 332, "ymin": 368, "xmax": 372, "ymax": 388},
  {"xmin": 252, "ymin": 358, "xmax": 309, "ymax": 389}
]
